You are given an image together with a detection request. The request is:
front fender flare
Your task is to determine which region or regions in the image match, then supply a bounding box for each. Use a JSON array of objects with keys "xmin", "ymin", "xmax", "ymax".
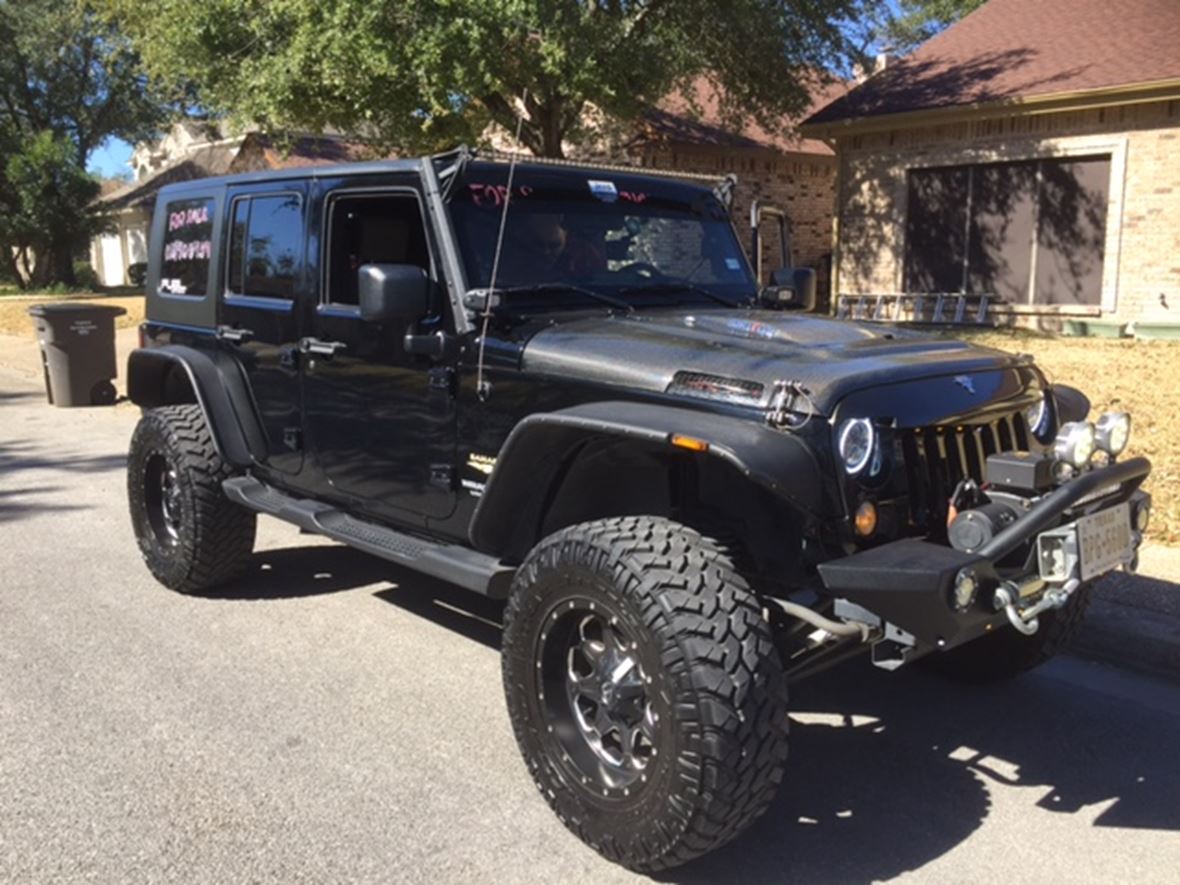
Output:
[
  {"xmin": 468, "ymin": 400, "xmax": 826, "ymax": 556},
  {"xmin": 127, "ymin": 345, "xmax": 267, "ymax": 467}
]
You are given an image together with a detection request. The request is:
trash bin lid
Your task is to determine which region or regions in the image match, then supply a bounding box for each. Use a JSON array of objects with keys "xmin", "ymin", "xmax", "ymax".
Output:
[{"xmin": 26, "ymin": 301, "xmax": 128, "ymax": 319}]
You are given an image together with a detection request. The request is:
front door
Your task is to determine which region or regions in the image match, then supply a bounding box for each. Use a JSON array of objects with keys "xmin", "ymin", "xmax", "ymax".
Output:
[
  {"xmin": 301, "ymin": 179, "xmax": 458, "ymax": 524},
  {"xmin": 218, "ymin": 185, "xmax": 307, "ymax": 476}
]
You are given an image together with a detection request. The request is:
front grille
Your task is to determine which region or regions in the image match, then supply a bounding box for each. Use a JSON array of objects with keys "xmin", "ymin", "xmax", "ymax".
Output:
[{"xmin": 902, "ymin": 412, "xmax": 1030, "ymax": 532}]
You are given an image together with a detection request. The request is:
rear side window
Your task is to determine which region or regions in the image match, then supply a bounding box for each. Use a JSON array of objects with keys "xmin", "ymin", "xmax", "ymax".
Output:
[
  {"xmin": 226, "ymin": 194, "xmax": 302, "ymax": 298},
  {"xmin": 160, "ymin": 198, "xmax": 214, "ymax": 296}
]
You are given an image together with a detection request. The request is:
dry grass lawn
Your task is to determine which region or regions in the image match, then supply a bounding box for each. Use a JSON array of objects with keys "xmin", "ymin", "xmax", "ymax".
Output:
[
  {"xmin": 959, "ymin": 329, "xmax": 1179, "ymax": 545},
  {"xmin": 0, "ymin": 292, "xmax": 145, "ymax": 338},
  {"xmin": 0, "ymin": 295, "xmax": 1173, "ymax": 542}
]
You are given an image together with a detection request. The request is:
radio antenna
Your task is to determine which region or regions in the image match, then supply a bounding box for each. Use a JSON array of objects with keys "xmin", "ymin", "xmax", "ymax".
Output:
[{"xmin": 474, "ymin": 89, "xmax": 529, "ymax": 403}]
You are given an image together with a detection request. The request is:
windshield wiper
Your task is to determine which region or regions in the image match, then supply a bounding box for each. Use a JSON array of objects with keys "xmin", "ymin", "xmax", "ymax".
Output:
[
  {"xmin": 617, "ymin": 281, "xmax": 745, "ymax": 308},
  {"xmin": 489, "ymin": 283, "xmax": 634, "ymax": 313}
]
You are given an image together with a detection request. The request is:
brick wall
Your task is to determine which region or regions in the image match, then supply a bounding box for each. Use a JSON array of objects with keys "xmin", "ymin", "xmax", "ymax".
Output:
[{"xmin": 831, "ymin": 98, "xmax": 1180, "ymax": 324}]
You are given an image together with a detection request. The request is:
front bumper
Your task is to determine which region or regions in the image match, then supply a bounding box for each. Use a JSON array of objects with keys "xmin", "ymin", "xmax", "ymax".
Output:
[{"xmin": 816, "ymin": 456, "xmax": 1152, "ymax": 652}]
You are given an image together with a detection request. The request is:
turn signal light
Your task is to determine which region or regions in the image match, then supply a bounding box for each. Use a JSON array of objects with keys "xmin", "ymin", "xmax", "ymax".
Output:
[
  {"xmin": 854, "ymin": 501, "xmax": 878, "ymax": 537},
  {"xmin": 669, "ymin": 434, "xmax": 709, "ymax": 453}
]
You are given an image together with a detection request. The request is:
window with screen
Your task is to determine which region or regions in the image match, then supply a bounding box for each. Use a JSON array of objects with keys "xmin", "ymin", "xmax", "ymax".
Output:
[
  {"xmin": 904, "ymin": 156, "xmax": 1110, "ymax": 306},
  {"xmin": 324, "ymin": 194, "xmax": 430, "ymax": 306},
  {"xmin": 160, "ymin": 198, "xmax": 214, "ymax": 296},
  {"xmin": 226, "ymin": 194, "xmax": 303, "ymax": 298}
]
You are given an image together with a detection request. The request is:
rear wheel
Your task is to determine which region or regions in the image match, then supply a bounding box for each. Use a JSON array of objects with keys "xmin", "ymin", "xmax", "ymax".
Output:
[
  {"xmin": 127, "ymin": 404, "xmax": 256, "ymax": 593},
  {"xmin": 502, "ymin": 516, "xmax": 789, "ymax": 871},
  {"xmin": 922, "ymin": 585, "xmax": 1094, "ymax": 683}
]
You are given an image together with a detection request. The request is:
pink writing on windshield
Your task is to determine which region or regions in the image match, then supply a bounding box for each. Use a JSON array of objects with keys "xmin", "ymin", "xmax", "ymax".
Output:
[{"xmin": 467, "ymin": 183, "xmax": 535, "ymax": 207}]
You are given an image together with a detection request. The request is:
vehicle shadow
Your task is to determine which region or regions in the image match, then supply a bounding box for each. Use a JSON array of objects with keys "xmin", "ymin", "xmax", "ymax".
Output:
[
  {"xmin": 194, "ymin": 544, "xmax": 400, "ymax": 600},
  {"xmin": 662, "ymin": 663, "xmax": 1180, "ymax": 884},
  {"xmin": 175, "ymin": 543, "xmax": 1180, "ymax": 881}
]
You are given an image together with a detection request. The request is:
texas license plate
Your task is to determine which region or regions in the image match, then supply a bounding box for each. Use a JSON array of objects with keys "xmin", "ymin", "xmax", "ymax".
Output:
[{"xmin": 1077, "ymin": 502, "xmax": 1132, "ymax": 581}]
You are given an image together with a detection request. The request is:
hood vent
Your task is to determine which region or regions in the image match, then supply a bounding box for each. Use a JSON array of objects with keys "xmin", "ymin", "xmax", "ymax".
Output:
[{"xmin": 667, "ymin": 371, "xmax": 764, "ymax": 404}]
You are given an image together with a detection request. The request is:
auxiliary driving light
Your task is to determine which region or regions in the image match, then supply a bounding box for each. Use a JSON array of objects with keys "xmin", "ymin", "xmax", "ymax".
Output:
[
  {"xmin": 1054, "ymin": 421, "xmax": 1096, "ymax": 469},
  {"xmin": 1095, "ymin": 412, "xmax": 1131, "ymax": 455},
  {"xmin": 854, "ymin": 501, "xmax": 878, "ymax": 536},
  {"xmin": 951, "ymin": 569, "xmax": 978, "ymax": 612}
]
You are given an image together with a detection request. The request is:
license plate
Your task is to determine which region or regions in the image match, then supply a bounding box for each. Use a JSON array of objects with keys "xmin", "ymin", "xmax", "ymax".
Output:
[{"xmin": 1077, "ymin": 502, "xmax": 1132, "ymax": 581}]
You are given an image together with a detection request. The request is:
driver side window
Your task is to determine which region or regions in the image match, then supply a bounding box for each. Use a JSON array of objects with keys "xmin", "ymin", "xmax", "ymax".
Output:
[{"xmin": 324, "ymin": 192, "xmax": 430, "ymax": 306}]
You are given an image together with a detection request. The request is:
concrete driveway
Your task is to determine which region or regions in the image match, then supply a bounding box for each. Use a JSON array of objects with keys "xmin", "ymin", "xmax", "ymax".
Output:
[{"xmin": 1, "ymin": 366, "xmax": 1179, "ymax": 884}]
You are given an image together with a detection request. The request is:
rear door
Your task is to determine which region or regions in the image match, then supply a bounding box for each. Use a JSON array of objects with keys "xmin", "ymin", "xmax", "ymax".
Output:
[{"xmin": 217, "ymin": 182, "xmax": 308, "ymax": 476}]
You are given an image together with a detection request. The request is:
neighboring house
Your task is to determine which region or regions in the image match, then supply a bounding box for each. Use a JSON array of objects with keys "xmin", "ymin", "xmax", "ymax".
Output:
[
  {"xmin": 90, "ymin": 122, "xmax": 370, "ymax": 286},
  {"xmin": 624, "ymin": 77, "xmax": 842, "ymax": 301},
  {"xmin": 804, "ymin": 0, "xmax": 1180, "ymax": 328}
]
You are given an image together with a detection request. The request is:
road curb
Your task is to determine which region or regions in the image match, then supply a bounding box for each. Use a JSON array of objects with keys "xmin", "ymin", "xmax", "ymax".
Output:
[{"xmin": 1073, "ymin": 595, "xmax": 1180, "ymax": 683}]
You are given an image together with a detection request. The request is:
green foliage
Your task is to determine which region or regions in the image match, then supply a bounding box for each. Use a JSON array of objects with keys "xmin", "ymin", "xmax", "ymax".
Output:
[
  {"xmin": 0, "ymin": 0, "xmax": 164, "ymax": 287},
  {"xmin": 886, "ymin": 0, "xmax": 985, "ymax": 51},
  {"xmin": 105, "ymin": 0, "xmax": 861, "ymax": 157}
]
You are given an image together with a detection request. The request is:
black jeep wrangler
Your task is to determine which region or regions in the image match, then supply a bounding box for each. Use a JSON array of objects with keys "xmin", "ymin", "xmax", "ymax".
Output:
[{"xmin": 125, "ymin": 150, "xmax": 1151, "ymax": 871}]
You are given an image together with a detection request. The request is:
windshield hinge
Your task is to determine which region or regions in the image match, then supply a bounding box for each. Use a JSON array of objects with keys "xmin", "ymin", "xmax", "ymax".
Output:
[{"xmin": 767, "ymin": 379, "xmax": 816, "ymax": 430}]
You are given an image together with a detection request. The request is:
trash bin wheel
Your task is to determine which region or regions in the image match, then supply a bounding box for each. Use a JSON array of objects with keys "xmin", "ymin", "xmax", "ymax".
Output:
[{"xmin": 90, "ymin": 380, "xmax": 117, "ymax": 406}]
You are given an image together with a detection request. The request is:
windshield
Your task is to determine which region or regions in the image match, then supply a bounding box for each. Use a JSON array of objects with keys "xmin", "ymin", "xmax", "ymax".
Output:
[{"xmin": 448, "ymin": 164, "xmax": 757, "ymax": 310}]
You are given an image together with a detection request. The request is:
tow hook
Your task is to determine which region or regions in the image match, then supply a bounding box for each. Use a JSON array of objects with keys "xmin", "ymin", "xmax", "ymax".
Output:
[{"xmin": 993, "ymin": 578, "xmax": 1081, "ymax": 635}]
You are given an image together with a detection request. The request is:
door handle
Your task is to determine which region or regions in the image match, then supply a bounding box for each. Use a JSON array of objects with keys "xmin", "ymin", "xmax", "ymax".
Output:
[
  {"xmin": 216, "ymin": 325, "xmax": 254, "ymax": 343},
  {"xmin": 299, "ymin": 337, "xmax": 348, "ymax": 357}
]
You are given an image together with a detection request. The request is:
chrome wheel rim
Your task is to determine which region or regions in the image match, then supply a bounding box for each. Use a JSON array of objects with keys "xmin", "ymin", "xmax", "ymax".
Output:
[
  {"xmin": 144, "ymin": 453, "xmax": 182, "ymax": 546},
  {"xmin": 539, "ymin": 601, "xmax": 657, "ymax": 794}
]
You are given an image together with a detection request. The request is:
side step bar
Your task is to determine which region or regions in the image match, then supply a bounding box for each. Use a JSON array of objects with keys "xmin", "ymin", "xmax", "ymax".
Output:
[{"xmin": 223, "ymin": 476, "xmax": 516, "ymax": 598}]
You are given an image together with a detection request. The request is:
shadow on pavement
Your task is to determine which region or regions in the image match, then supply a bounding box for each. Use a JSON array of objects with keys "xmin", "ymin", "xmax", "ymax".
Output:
[
  {"xmin": 195, "ymin": 545, "xmax": 399, "ymax": 600},
  {"xmin": 175, "ymin": 542, "xmax": 1180, "ymax": 882},
  {"xmin": 664, "ymin": 664, "xmax": 1180, "ymax": 884},
  {"xmin": 0, "ymin": 439, "xmax": 126, "ymax": 475}
]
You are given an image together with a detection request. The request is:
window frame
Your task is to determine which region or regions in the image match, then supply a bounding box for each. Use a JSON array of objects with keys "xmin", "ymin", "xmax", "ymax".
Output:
[
  {"xmin": 222, "ymin": 190, "xmax": 305, "ymax": 309},
  {"xmin": 319, "ymin": 186, "xmax": 437, "ymax": 315}
]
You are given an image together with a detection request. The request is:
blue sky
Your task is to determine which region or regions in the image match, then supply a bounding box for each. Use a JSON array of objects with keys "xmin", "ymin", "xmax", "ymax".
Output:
[{"xmin": 89, "ymin": 137, "xmax": 134, "ymax": 178}]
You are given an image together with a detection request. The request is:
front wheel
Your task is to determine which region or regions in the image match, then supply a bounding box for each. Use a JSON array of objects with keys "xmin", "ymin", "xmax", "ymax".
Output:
[
  {"xmin": 501, "ymin": 516, "xmax": 789, "ymax": 872},
  {"xmin": 127, "ymin": 404, "xmax": 256, "ymax": 593}
]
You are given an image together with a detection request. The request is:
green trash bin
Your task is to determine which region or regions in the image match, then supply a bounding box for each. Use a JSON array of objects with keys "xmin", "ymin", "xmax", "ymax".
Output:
[{"xmin": 26, "ymin": 303, "xmax": 127, "ymax": 407}]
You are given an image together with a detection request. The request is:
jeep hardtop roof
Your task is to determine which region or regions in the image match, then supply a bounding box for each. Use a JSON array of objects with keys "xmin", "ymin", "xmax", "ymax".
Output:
[{"xmin": 154, "ymin": 150, "xmax": 724, "ymax": 200}]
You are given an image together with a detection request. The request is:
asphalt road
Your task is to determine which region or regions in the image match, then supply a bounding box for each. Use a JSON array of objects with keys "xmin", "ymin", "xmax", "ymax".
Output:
[{"xmin": 2, "ymin": 368, "xmax": 1179, "ymax": 884}]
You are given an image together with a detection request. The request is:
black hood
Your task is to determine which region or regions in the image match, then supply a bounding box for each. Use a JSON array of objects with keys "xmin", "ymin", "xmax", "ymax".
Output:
[{"xmin": 520, "ymin": 309, "xmax": 1037, "ymax": 415}]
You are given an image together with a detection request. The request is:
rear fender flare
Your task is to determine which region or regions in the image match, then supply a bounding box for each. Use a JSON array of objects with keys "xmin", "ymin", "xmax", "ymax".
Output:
[
  {"xmin": 468, "ymin": 400, "xmax": 825, "ymax": 557},
  {"xmin": 127, "ymin": 345, "xmax": 266, "ymax": 467}
]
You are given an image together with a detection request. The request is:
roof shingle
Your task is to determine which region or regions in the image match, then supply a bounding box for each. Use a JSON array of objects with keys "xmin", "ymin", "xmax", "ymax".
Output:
[{"xmin": 808, "ymin": 0, "xmax": 1180, "ymax": 126}]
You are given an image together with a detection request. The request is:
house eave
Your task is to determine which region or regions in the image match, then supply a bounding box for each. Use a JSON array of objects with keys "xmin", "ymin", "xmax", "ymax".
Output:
[{"xmin": 801, "ymin": 77, "xmax": 1180, "ymax": 139}]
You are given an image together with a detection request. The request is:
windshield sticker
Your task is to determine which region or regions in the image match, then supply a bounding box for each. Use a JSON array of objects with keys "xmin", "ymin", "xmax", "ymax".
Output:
[
  {"xmin": 588, "ymin": 179, "xmax": 618, "ymax": 202},
  {"xmin": 725, "ymin": 257, "xmax": 741, "ymax": 271}
]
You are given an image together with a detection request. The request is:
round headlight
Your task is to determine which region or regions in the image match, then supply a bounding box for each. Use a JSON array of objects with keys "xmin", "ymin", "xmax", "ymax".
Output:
[
  {"xmin": 1095, "ymin": 412, "xmax": 1130, "ymax": 455},
  {"xmin": 1024, "ymin": 393, "xmax": 1052, "ymax": 442},
  {"xmin": 1054, "ymin": 421, "xmax": 1096, "ymax": 468},
  {"xmin": 837, "ymin": 418, "xmax": 875, "ymax": 475}
]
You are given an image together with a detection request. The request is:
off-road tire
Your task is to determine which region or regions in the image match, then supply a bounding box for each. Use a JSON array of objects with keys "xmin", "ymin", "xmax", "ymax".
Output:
[
  {"xmin": 127, "ymin": 404, "xmax": 256, "ymax": 593},
  {"xmin": 501, "ymin": 516, "xmax": 789, "ymax": 872},
  {"xmin": 921, "ymin": 584, "xmax": 1094, "ymax": 683}
]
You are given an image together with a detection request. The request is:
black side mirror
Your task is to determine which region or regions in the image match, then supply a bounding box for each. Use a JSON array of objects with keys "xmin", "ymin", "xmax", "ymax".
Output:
[
  {"xmin": 760, "ymin": 267, "xmax": 817, "ymax": 312},
  {"xmin": 358, "ymin": 264, "xmax": 430, "ymax": 323}
]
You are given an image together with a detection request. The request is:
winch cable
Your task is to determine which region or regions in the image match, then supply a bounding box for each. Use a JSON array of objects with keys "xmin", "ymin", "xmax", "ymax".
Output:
[{"xmin": 474, "ymin": 89, "xmax": 529, "ymax": 402}]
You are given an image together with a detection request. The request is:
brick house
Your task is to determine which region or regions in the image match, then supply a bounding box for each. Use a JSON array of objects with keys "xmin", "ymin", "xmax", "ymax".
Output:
[{"xmin": 803, "ymin": 0, "xmax": 1180, "ymax": 329}]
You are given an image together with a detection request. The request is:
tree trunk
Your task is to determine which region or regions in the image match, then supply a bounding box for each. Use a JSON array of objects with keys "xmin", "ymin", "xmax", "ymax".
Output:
[{"xmin": 49, "ymin": 241, "xmax": 77, "ymax": 288}]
